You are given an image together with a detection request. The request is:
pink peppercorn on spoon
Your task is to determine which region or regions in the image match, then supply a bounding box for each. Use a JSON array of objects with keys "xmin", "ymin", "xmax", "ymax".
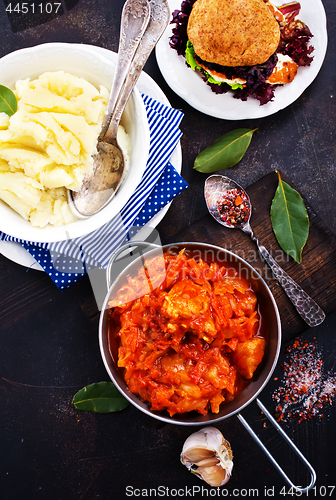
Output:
[{"xmin": 204, "ymin": 174, "xmax": 325, "ymax": 328}]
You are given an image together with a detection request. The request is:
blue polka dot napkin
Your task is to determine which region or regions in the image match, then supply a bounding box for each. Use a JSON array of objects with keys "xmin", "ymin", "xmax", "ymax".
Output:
[
  {"xmin": 0, "ymin": 95, "xmax": 188, "ymax": 290},
  {"xmin": 21, "ymin": 243, "xmax": 85, "ymax": 289},
  {"xmin": 133, "ymin": 161, "xmax": 186, "ymax": 227}
]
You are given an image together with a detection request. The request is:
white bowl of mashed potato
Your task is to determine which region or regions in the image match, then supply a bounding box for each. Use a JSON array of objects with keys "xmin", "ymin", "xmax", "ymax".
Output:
[{"xmin": 0, "ymin": 43, "xmax": 150, "ymax": 242}]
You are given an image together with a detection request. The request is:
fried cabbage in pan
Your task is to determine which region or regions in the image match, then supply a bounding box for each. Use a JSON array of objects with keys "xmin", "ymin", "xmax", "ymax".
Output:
[{"xmin": 109, "ymin": 250, "xmax": 265, "ymax": 416}]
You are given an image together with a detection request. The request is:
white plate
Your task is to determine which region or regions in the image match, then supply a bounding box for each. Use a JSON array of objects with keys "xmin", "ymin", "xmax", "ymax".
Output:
[
  {"xmin": 155, "ymin": 0, "xmax": 328, "ymax": 119},
  {"xmin": 0, "ymin": 45, "xmax": 182, "ymax": 270},
  {"xmin": 0, "ymin": 43, "xmax": 150, "ymax": 243}
]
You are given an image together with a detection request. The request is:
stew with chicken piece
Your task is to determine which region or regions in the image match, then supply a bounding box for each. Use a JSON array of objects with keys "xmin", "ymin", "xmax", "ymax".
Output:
[{"xmin": 107, "ymin": 249, "xmax": 266, "ymax": 417}]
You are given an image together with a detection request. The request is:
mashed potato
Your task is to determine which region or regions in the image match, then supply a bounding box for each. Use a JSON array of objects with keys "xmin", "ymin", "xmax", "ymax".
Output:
[{"xmin": 0, "ymin": 71, "xmax": 130, "ymax": 227}]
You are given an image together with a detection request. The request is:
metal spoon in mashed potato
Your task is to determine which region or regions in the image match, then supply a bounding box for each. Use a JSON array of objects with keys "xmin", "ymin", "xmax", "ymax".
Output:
[
  {"xmin": 69, "ymin": 0, "xmax": 170, "ymax": 218},
  {"xmin": 68, "ymin": 0, "xmax": 151, "ymax": 219}
]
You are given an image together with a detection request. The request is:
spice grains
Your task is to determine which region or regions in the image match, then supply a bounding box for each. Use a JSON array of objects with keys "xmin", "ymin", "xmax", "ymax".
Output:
[{"xmin": 272, "ymin": 339, "xmax": 336, "ymax": 423}]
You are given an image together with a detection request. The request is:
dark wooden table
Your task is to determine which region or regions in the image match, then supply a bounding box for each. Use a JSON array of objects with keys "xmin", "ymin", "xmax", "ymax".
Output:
[{"xmin": 1, "ymin": 1, "xmax": 336, "ymax": 499}]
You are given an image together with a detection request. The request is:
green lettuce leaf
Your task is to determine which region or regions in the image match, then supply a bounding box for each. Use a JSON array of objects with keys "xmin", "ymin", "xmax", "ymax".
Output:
[
  {"xmin": 185, "ymin": 41, "xmax": 244, "ymax": 90},
  {"xmin": 185, "ymin": 40, "xmax": 199, "ymax": 71}
]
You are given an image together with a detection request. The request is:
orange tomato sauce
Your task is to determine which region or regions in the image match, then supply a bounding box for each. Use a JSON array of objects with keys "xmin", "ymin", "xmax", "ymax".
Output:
[{"xmin": 107, "ymin": 249, "xmax": 266, "ymax": 417}]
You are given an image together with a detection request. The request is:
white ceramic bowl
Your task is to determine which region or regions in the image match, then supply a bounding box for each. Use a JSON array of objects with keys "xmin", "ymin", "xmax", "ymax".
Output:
[{"xmin": 0, "ymin": 43, "xmax": 150, "ymax": 242}]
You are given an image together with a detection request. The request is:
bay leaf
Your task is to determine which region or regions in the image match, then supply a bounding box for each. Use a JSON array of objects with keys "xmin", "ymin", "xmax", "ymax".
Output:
[
  {"xmin": 0, "ymin": 85, "xmax": 17, "ymax": 116},
  {"xmin": 72, "ymin": 381, "xmax": 130, "ymax": 413},
  {"xmin": 194, "ymin": 128, "xmax": 258, "ymax": 173},
  {"xmin": 270, "ymin": 171, "xmax": 309, "ymax": 263}
]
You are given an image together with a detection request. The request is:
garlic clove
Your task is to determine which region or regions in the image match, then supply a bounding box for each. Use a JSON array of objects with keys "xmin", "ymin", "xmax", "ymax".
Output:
[
  {"xmin": 195, "ymin": 457, "xmax": 220, "ymax": 467},
  {"xmin": 197, "ymin": 464, "xmax": 230, "ymax": 487},
  {"xmin": 181, "ymin": 427, "xmax": 233, "ymax": 487},
  {"xmin": 183, "ymin": 446, "xmax": 215, "ymax": 464}
]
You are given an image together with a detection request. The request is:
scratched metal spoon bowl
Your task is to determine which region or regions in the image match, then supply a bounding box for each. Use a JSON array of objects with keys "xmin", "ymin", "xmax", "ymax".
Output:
[{"xmin": 204, "ymin": 174, "xmax": 325, "ymax": 328}]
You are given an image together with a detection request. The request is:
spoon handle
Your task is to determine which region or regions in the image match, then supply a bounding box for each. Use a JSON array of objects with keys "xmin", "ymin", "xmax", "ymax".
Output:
[
  {"xmin": 101, "ymin": 0, "xmax": 151, "ymax": 137},
  {"xmin": 104, "ymin": 0, "xmax": 170, "ymax": 142},
  {"xmin": 247, "ymin": 228, "xmax": 325, "ymax": 328}
]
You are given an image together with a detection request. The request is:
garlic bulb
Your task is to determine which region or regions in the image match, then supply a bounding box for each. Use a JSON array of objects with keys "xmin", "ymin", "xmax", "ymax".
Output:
[{"xmin": 180, "ymin": 427, "xmax": 233, "ymax": 487}]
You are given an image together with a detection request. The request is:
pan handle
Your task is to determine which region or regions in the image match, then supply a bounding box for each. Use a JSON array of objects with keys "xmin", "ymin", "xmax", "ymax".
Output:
[
  {"xmin": 106, "ymin": 240, "xmax": 162, "ymax": 289},
  {"xmin": 237, "ymin": 399, "xmax": 316, "ymax": 492}
]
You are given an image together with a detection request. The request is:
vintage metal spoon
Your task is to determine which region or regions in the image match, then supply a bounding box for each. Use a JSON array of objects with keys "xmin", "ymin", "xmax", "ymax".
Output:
[
  {"xmin": 204, "ymin": 174, "xmax": 326, "ymax": 328},
  {"xmin": 100, "ymin": 0, "xmax": 171, "ymax": 141},
  {"xmin": 68, "ymin": 0, "xmax": 150, "ymax": 218},
  {"xmin": 68, "ymin": 0, "xmax": 170, "ymax": 219}
]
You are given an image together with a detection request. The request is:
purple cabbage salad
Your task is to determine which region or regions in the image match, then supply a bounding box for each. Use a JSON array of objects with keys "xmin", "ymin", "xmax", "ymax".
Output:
[{"xmin": 169, "ymin": 0, "xmax": 314, "ymax": 105}]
